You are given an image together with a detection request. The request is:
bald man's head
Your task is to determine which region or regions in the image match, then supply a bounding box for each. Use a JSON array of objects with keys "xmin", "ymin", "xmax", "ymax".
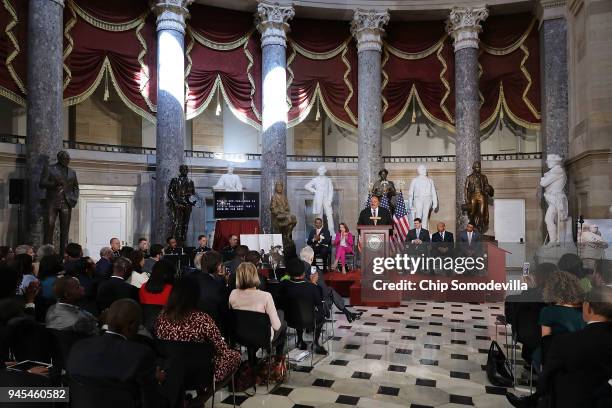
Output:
[{"xmin": 107, "ymin": 299, "xmax": 142, "ymax": 339}]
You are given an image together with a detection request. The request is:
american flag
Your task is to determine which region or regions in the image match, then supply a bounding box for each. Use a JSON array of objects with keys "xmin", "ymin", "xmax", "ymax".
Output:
[
  {"xmin": 379, "ymin": 194, "xmax": 390, "ymax": 211},
  {"xmin": 363, "ymin": 194, "xmax": 371, "ymax": 209},
  {"xmin": 391, "ymin": 192, "xmax": 410, "ymax": 253}
]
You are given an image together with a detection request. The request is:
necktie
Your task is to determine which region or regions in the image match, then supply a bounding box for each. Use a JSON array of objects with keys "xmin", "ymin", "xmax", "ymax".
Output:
[
  {"xmin": 468, "ymin": 232, "xmax": 472, "ymax": 244},
  {"xmin": 441, "ymin": 232, "xmax": 444, "ymax": 240}
]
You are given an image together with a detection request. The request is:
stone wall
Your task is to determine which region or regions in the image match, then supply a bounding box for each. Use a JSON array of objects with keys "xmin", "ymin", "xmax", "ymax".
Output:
[{"xmin": 567, "ymin": 0, "xmax": 612, "ymax": 219}]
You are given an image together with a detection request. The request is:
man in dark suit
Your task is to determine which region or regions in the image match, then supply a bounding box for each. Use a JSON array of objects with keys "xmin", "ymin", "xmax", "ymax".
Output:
[
  {"xmin": 357, "ymin": 195, "xmax": 393, "ymax": 227},
  {"xmin": 458, "ymin": 222, "xmax": 481, "ymax": 256},
  {"xmin": 189, "ymin": 250, "xmax": 229, "ymax": 333},
  {"xmin": 278, "ymin": 257, "xmax": 327, "ymax": 355},
  {"xmin": 195, "ymin": 235, "xmax": 211, "ymax": 254},
  {"xmin": 307, "ymin": 218, "xmax": 332, "ymax": 272},
  {"xmin": 431, "ymin": 221, "xmax": 454, "ymax": 257},
  {"xmin": 221, "ymin": 235, "xmax": 239, "ymax": 262},
  {"xmin": 225, "ymin": 245, "xmax": 248, "ymax": 275},
  {"xmin": 404, "ymin": 218, "xmax": 430, "ymax": 262},
  {"xmin": 66, "ymin": 299, "xmax": 166, "ymax": 408},
  {"xmin": 95, "ymin": 247, "xmax": 114, "ymax": 281},
  {"xmin": 506, "ymin": 286, "xmax": 612, "ymax": 408},
  {"xmin": 96, "ymin": 257, "xmax": 138, "ymax": 311}
]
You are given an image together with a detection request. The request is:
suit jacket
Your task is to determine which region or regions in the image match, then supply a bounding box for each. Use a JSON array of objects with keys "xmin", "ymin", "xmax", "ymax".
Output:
[
  {"xmin": 95, "ymin": 258, "xmax": 113, "ymax": 281},
  {"xmin": 458, "ymin": 230, "xmax": 480, "ymax": 245},
  {"xmin": 307, "ymin": 227, "xmax": 332, "ymax": 248},
  {"xmin": 188, "ymin": 272, "xmax": 229, "ymax": 332},
  {"xmin": 431, "ymin": 231, "xmax": 454, "ymax": 243},
  {"xmin": 278, "ymin": 278, "xmax": 324, "ymax": 322},
  {"xmin": 96, "ymin": 277, "xmax": 139, "ymax": 311},
  {"xmin": 357, "ymin": 206, "xmax": 393, "ymax": 227},
  {"xmin": 66, "ymin": 332, "xmax": 166, "ymax": 408},
  {"xmin": 539, "ymin": 322, "xmax": 612, "ymax": 408},
  {"xmin": 407, "ymin": 228, "xmax": 430, "ymax": 243}
]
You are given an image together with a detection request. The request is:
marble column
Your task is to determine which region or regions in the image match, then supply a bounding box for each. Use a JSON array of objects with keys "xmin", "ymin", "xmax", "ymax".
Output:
[
  {"xmin": 152, "ymin": 0, "xmax": 192, "ymax": 244},
  {"xmin": 256, "ymin": 2, "xmax": 294, "ymax": 234},
  {"xmin": 446, "ymin": 6, "xmax": 488, "ymax": 233},
  {"xmin": 351, "ymin": 9, "xmax": 389, "ymax": 209},
  {"xmin": 26, "ymin": 0, "xmax": 65, "ymax": 247},
  {"xmin": 537, "ymin": 0, "xmax": 568, "ymax": 160}
]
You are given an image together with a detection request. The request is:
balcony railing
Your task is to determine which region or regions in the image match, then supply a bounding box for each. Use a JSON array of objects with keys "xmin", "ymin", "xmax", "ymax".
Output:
[{"xmin": 0, "ymin": 135, "xmax": 542, "ymax": 162}]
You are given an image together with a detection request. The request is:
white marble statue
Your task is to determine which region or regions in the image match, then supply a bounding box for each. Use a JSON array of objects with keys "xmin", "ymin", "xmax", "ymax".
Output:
[
  {"xmin": 540, "ymin": 154, "xmax": 569, "ymax": 247},
  {"xmin": 407, "ymin": 165, "xmax": 438, "ymax": 229},
  {"xmin": 213, "ymin": 166, "xmax": 243, "ymax": 191},
  {"xmin": 304, "ymin": 165, "xmax": 335, "ymax": 235}
]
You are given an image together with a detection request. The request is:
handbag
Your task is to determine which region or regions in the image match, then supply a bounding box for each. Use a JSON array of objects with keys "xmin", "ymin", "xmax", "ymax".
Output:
[
  {"xmin": 486, "ymin": 341, "xmax": 514, "ymax": 387},
  {"xmin": 257, "ymin": 355, "xmax": 288, "ymax": 385}
]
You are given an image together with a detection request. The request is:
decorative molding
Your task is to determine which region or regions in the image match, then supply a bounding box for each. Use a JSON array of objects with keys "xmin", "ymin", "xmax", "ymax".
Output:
[
  {"xmin": 350, "ymin": 9, "xmax": 390, "ymax": 53},
  {"xmin": 48, "ymin": 0, "xmax": 65, "ymax": 7},
  {"xmin": 536, "ymin": 0, "xmax": 568, "ymax": 21},
  {"xmin": 445, "ymin": 6, "xmax": 488, "ymax": 52},
  {"xmin": 151, "ymin": 0, "xmax": 193, "ymax": 34},
  {"xmin": 255, "ymin": 2, "xmax": 295, "ymax": 48}
]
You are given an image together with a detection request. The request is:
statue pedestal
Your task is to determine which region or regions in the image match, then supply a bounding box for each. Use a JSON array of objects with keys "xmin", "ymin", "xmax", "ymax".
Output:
[{"xmin": 535, "ymin": 243, "xmax": 577, "ymax": 265}]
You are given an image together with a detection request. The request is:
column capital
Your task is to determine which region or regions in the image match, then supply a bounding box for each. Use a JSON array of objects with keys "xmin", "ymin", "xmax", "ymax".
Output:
[
  {"xmin": 536, "ymin": 0, "xmax": 567, "ymax": 22},
  {"xmin": 446, "ymin": 6, "xmax": 489, "ymax": 52},
  {"xmin": 151, "ymin": 0, "xmax": 193, "ymax": 34},
  {"xmin": 351, "ymin": 9, "xmax": 390, "ymax": 53},
  {"xmin": 255, "ymin": 2, "xmax": 295, "ymax": 48}
]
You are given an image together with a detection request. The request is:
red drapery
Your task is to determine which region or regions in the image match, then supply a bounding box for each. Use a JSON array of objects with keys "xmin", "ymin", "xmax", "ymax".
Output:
[
  {"xmin": 479, "ymin": 13, "xmax": 541, "ymax": 129},
  {"xmin": 287, "ymin": 18, "xmax": 358, "ymax": 130},
  {"xmin": 0, "ymin": 4, "xmax": 541, "ymax": 132},
  {"xmin": 185, "ymin": 4, "xmax": 262, "ymax": 127},
  {"xmin": 63, "ymin": 0, "xmax": 157, "ymax": 120},
  {"xmin": 382, "ymin": 20, "xmax": 455, "ymax": 131},
  {"xmin": 212, "ymin": 219, "xmax": 261, "ymax": 250},
  {"xmin": 0, "ymin": 0, "xmax": 27, "ymax": 105}
]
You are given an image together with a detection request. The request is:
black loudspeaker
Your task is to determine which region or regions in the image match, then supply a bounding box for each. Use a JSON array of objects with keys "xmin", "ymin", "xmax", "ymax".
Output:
[{"xmin": 9, "ymin": 179, "xmax": 25, "ymax": 205}]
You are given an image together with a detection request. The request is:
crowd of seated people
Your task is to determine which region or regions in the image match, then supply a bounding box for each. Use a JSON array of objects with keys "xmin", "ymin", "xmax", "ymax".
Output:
[
  {"xmin": 504, "ymin": 256, "xmax": 612, "ymax": 407},
  {"xmin": 0, "ymin": 235, "xmax": 358, "ymax": 407}
]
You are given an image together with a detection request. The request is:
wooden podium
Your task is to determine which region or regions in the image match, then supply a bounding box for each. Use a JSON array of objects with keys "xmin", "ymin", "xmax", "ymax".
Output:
[{"xmin": 356, "ymin": 224, "xmax": 401, "ymax": 306}]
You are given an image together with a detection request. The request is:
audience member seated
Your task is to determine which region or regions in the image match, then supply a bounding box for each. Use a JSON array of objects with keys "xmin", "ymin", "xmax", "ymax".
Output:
[
  {"xmin": 504, "ymin": 262, "xmax": 556, "ymax": 364},
  {"xmin": 532, "ymin": 270, "xmax": 586, "ymax": 370},
  {"xmin": 137, "ymin": 238, "xmax": 150, "ymax": 258},
  {"xmin": 507, "ymin": 286, "xmax": 612, "ymax": 408},
  {"xmin": 331, "ymin": 222, "xmax": 354, "ymax": 274},
  {"xmin": 229, "ymin": 262, "xmax": 286, "ymax": 358},
  {"xmin": 14, "ymin": 253, "xmax": 37, "ymax": 295},
  {"xmin": 63, "ymin": 243, "xmax": 84, "ymax": 276},
  {"xmin": 0, "ymin": 245, "xmax": 13, "ymax": 262},
  {"xmin": 227, "ymin": 248, "xmax": 269, "ymax": 291},
  {"xmin": 165, "ymin": 237, "xmax": 181, "ymax": 255},
  {"xmin": 34, "ymin": 244, "xmax": 56, "ymax": 275},
  {"xmin": 120, "ymin": 246, "xmax": 135, "ymax": 259},
  {"xmin": 307, "ymin": 218, "xmax": 332, "ymax": 272},
  {"xmin": 221, "ymin": 234, "xmax": 239, "ymax": 263},
  {"xmin": 154, "ymin": 277, "xmax": 240, "ymax": 383},
  {"xmin": 95, "ymin": 247, "xmax": 114, "ymax": 282},
  {"xmin": 14, "ymin": 244, "xmax": 34, "ymax": 257},
  {"xmin": 195, "ymin": 235, "xmax": 211, "ymax": 254},
  {"xmin": 37, "ymin": 255, "xmax": 63, "ymax": 301},
  {"xmin": 300, "ymin": 246, "xmax": 360, "ymax": 323},
  {"xmin": 593, "ymin": 259, "xmax": 612, "ymax": 288},
  {"xmin": 139, "ymin": 260, "xmax": 175, "ymax": 306},
  {"xmin": 45, "ymin": 276, "xmax": 98, "ymax": 336},
  {"xmin": 558, "ymin": 253, "xmax": 592, "ymax": 293},
  {"xmin": 189, "ymin": 251, "xmax": 229, "ymax": 330},
  {"xmin": 66, "ymin": 299, "xmax": 166, "ymax": 408},
  {"xmin": 109, "ymin": 237, "xmax": 121, "ymax": 258},
  {"xmin": 278, "ymin": 257, "xmax": 327, "ymax": 355},
  {"xmin": 96, "ymin": 257, "xmax": 139, "ymax": 312},
  {"xmin": 128, "ymin": 250, "xmax": 149, "ymax": 288},
  {"xmin": 225, "ymin": 245, "xmax": 248, "ymax": 275},
  {"xmin": 144, "ymin": 244, "xmax": 164, "ymax": 274}
]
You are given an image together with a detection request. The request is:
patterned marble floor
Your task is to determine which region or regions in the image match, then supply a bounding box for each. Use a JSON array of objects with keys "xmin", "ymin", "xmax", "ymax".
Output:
[{"xmin": 209, "ymin": 301, "xmax": 520, "ymax": 408}]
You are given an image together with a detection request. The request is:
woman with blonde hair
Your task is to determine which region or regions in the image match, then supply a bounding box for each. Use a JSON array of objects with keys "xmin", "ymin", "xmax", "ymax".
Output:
[{"xmin": 229, "ymin": 262, "xmax": 286, "ymax": 357}]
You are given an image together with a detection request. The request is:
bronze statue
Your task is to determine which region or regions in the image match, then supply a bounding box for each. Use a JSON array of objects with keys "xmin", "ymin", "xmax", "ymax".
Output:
[
  {"xmin": 463, "ymin": 161, "xmax": 494, "ymax": 233},
  {"xmin": 167, "ymin": 164, "xmax": 196, "ymax": 246},
  {"xmin": 372, "ymin": 168, "xmax": 397, "ymax": 214},
  {"xmin": 270, "ymin": 180, "xmax": 297, "ymax": 247},
  {"xmin": 40, "ymin": 150, "xmax": 79, "ymax": 254}
]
